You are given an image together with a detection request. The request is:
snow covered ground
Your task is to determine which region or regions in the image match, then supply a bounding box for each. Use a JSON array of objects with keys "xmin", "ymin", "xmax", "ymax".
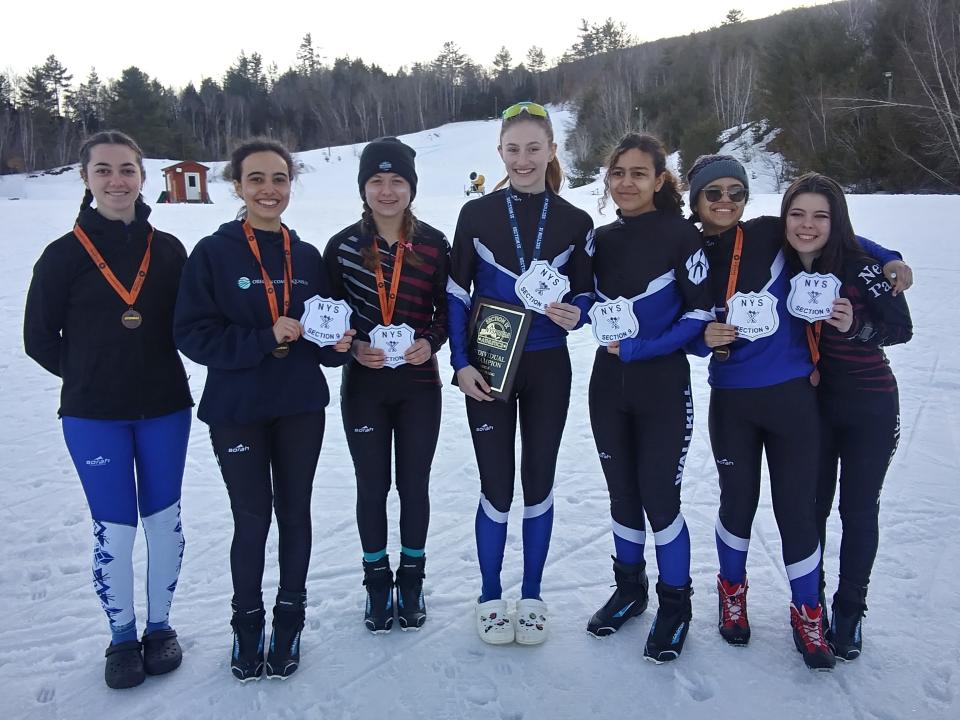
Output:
[{"xmin": 1, "ymin": 109, "xmax": 958, "ymax": 720}]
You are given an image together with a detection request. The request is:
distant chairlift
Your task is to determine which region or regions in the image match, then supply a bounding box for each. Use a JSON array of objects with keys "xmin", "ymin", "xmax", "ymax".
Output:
[{"xmin": 465, "ymin": 171, "xmax": 485, "ymax": 196}]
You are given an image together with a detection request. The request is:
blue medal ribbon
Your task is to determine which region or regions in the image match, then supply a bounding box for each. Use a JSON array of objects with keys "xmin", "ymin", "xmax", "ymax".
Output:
[{"xmin": 505, "ymin": 191, "xmax": 550, "ymax": 273}]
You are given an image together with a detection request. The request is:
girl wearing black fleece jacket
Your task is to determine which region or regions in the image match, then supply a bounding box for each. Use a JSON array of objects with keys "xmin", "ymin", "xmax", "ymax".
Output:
[
  {"xmin": 24, "ymin": 131, "xmax": 192, "ymax": 689},
  {"xmin": 781, "ymin": 173, "xmax": 912, "ymax": 662},
  {"xmin": 174, "ymin": 139, "xmax": 353, "ymax": 682}
]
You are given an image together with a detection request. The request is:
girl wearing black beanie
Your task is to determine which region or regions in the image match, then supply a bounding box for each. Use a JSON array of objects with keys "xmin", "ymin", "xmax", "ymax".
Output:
[{"xmin": 325, "ymin": 137, "xmax": 450, "ymax": 634}]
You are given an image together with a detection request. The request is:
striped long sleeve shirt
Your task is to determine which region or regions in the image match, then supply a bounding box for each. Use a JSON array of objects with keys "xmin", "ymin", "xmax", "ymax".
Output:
[{"xmin": 324, "ymin": 219, "xmax": 450, "ymax": 385}]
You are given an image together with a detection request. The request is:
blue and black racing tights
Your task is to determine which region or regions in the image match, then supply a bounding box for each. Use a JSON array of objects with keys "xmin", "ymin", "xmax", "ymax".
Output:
[{"xmin": 62, "ymin": 408, "xmax": 191, "ymax": 645}]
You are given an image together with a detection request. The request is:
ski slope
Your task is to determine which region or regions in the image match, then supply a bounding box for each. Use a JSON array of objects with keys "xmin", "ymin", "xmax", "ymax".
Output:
[{"xmin": 1, "ymin": 109, "xmax": 958, "ymax": 720}]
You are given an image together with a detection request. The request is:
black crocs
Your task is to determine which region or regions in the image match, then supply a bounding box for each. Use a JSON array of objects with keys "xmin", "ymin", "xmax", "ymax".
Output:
[
  {"xmin": 142, "ymin": 629, "xmax": 183, "ymax": 676},
  {"xmin": 104, "ymin": 640, "xmax": 145, "ymax": 689}
]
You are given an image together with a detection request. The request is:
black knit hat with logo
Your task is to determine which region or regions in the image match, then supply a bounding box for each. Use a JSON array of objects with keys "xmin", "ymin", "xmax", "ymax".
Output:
[
  {"xmin": 686, "ymin": 154, "xmax": 749, "ymax": 207},
  {"xmin": 358, "ymin": 137, "xmax": 418, "ymax": 199}
]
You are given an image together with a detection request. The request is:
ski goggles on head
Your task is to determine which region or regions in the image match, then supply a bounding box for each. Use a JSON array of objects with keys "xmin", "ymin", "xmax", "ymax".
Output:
[
  {"xmin": 502, "ymin": 101, "xmax": 549, "ymax": 120},
  {"xmin": 702, "ymin": 185, "xmax": 748, "ymax": 203}
]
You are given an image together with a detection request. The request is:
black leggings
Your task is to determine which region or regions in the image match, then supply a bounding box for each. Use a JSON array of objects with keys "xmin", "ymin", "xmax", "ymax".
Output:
[
  {"xmin": 210, "ymin": 411, "xmax": 325, "ymax": 610},
  {"xmin": 709, "ymin": 378, "xmax": 821, "ymax": 569},
  {"xmin": 817, "ymin": 386, "xmax": 899, "ymax": 595},
  {"xmin": 466, "ymin": 346, "xmax": 571, "ymax": 513},
  {"xmin": 341, "ymin": 363, "xmax": 442, "ymax": 555},
  {"xmin": 589, "ymin": 350, "xmax": 692, "ymax": 533}
]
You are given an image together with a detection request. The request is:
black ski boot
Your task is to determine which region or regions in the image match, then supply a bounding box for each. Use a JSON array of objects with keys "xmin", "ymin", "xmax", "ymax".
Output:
[
  {"xmin": 363, "ymin": 556, "xmax": 394, "ymax": 634},
  {"xmin": 644, "ymin": 580, "xmax": 693, "ymax": 663},
  {"xmin": 104, "ymin": 640, "xmax": 145, "ymax": 689},
  {"xmin": 267, "ymin": 589, "xmax": 306, "ymax": 679},
  {"xmin": 587, "ymin": 557, "xmax": 649, "ymax": 638},
  {"xmin": 829, "ymin": 582, "xmax": 867, "ymax": 661},
  {"xmin": 395, "ymin": 554, "xmax": 427, "ymax": 631},
  {"xmin": 230, "ymin": 604, "xmax": 265, "ymax": 682}
]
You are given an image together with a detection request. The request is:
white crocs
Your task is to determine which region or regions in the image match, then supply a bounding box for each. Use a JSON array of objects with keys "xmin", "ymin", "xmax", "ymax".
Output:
[
  {"xmin": 476, "ymin": 599, "xmax": 515, "ymax": 645},
  {"xmin": 514, "ymin": 598, "xmax": 549, "ymax": 645}
]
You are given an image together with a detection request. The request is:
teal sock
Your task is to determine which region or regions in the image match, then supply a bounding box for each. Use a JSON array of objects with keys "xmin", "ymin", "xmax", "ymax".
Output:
[
  {"xmin": 363, "ymin": 548, "xmax": 387, "ymax": 563},
  {"xmin": 400, "ymin": 546, "xmax": 425, "ymax": 558}
]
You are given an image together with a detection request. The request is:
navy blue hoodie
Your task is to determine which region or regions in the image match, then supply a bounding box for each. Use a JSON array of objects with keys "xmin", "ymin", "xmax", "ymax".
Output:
[{"xmin": 174, "ymin": 220, "xmax": 349, "ymax": 425}]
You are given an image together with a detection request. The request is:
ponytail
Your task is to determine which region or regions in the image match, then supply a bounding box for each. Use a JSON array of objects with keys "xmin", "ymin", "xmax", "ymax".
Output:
[{"xmin": 653, "ymin": 170, "xmax": 683, "ymax": 215}]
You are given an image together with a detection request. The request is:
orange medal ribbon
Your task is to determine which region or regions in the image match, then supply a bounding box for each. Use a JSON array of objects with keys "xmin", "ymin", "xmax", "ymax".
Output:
[
  {"xmin": 806, "ymin": 321, "xmax": 823, "ymax": 387},
  {"xmin": 73, "ymin": 223, "xmax": 153, "ymax": 328},
  {"xmin": 242, "ymin": 221, "xmax": 293, "ymax": 357},
  {"xmin": 242, "ymin": 220, "xmax": 292, "ymax": 323},
  {"xmin": 373, "ymin": 237, "xmax": 406, "ymax": 326},
  {"xmin": 724, "ymin": 226, "xmax": 744, "ymax": 303},
  {"xmin": 713, "ymin": 226, "xmax": 744, "ymax": 361}
]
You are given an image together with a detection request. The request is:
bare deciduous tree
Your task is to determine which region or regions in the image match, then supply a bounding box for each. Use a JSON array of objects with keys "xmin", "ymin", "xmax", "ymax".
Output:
[{"xmin": 712, "ymin": 51, "xmax": 755, "ymax": 130}]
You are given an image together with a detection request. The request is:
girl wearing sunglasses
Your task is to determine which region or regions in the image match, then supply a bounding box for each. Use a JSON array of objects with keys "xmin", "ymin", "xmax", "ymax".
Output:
[
  {"xmin": 686, "ymin": 154, "xmax": 910, "ymax": 670},
  {"xmin": 584, "ymin": 133, "xmax": 714, "ymax": 662},
  {"xmin": 447, "ymin": 101, "xmax": 594, "ymax": 645},
  {"xmin": 780, "ymin": 173, "xmax": 912, "ymax": 661}
]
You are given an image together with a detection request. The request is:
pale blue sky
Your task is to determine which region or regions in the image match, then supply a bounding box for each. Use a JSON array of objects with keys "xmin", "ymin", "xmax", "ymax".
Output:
[{"xmin": 4, "ymin": 1, "xmax": 834, "ymax": 89}]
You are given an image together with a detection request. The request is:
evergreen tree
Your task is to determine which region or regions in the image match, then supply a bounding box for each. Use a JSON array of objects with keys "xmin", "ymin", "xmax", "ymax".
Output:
[
  {"xmin": 20, "ymin": 66, "xmax": 57, "ymax": 114},
  {"xmin": 106, "ymin": 67, "xmax": 172, "ymax": 155},
  {"xmin": 526, "ymin": 46, "xmax": 547, "ymax": 73},
  {"xmin": 41, "ymin": 55, "xmax": 72, "ymax": 116},
  {"xmin": 297, "ymin": 33, "xmax": 319, "ymax": 76},
  {"xmin": 493, "ymin": 47, "xmax": 513, "ymax": 77},
  {"xmin": 68, "ymin": 68, "xmax": 105, "ymax": 136},
  {"xmin": 723, "ymin": 9, "xmax": 745, "ymax": 25}
]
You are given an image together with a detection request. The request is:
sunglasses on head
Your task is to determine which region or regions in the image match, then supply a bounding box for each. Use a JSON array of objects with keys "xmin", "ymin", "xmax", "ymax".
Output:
[
  {"xmin": 502, "ymin": 101, "xmax": 549, "ymax": 120},
  {"xmin": 703, "ymin": 185, "xmax": 747, "ymax": 203}
]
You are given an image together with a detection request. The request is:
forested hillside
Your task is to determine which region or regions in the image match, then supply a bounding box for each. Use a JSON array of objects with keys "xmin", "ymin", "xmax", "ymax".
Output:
[{"xmin": 1, "ymin": 0, "xmax": 957, "ymax": 191}]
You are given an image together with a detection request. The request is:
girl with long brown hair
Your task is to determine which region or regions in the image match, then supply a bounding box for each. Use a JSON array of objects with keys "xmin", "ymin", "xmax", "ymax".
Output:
[
  {"xmin": 324, "ymin": 137, "xmax": 450, "ymax": 634},
  {"xmin": 446, "ymin": 102, "xmax": 594, "ymax": 645}
]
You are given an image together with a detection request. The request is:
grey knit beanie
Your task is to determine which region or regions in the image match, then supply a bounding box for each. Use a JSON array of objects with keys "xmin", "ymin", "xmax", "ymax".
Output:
[{"xmin": 686, "ymin": 154, "xmax": 749, "ymax": 206}]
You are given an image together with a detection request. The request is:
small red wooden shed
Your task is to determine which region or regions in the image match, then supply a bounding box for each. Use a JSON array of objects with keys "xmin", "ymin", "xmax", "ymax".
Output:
[{"xmin": 160, "ymin": 161, "xmax": 212, "ymax": 203}]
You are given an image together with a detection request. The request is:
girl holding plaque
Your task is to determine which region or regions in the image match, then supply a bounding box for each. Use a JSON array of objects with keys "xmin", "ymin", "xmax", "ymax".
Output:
[
  {"xmin": 685, "ymin": 155, "xmax": 909, "ymax": 670},
  {"xmin": 585, "ymin": 133, "xmax": 714, "ymax": 662},
  {"xmin": 174, "ymin": 139, "xmax": 353, "ymax": 681},
  {"xmin": 24, "ymin": 131, "xmax": 192, "ymax": 689},
  {"xmin": 324, "ymin": 137, "xmax": 450, "ymax": 634},
  {"xmin": 780, "ymin": 173, "xmax": 912, "ymax": 661},
  {"xmin": 447, "ymin": 102, "xmax": 594, "ymax": 645}
]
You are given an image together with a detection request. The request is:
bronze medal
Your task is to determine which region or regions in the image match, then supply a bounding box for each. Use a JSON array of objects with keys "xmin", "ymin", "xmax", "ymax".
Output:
[
  {"xmin": 712, "ymin": 346, "xmax": 731, "ymax": 362},
  {"xmin": 242, "ymin": 221, "xmax": 295, "ymax": 362},
  {"xmin": 74, "ymin": 224, "xmax": 154, "ymax": 332},
  {"xmin": 121, "ymin": 309, "xmax": 143, "ymax": 329}
]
